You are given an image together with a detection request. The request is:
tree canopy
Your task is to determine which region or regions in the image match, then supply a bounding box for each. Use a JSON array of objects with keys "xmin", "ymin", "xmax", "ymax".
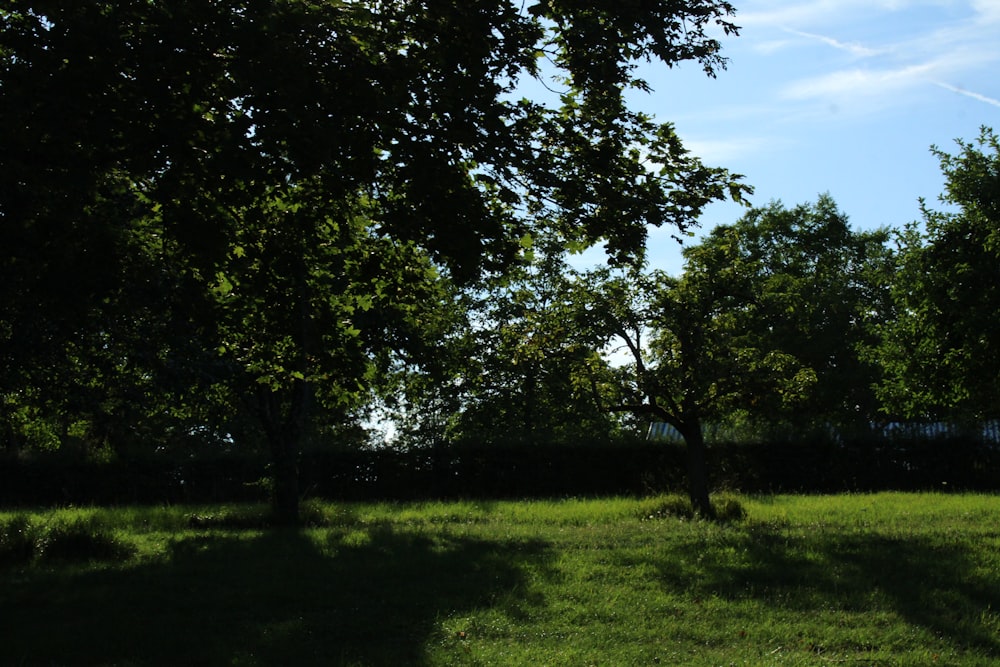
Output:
[
  {"xmin": 559, "ymin": 196, "xmax": 893, "ymax": 515},
  {"xmin": 874, "ymin": 127, "xmax": 1000, "ymax": 421},
  {"xmin": 8, "ymin": 2, "xmax": 996, "ymax": 519},
  {"xmin": 1, "ymin": 1, "xmax": 747, "ymax": 521}
]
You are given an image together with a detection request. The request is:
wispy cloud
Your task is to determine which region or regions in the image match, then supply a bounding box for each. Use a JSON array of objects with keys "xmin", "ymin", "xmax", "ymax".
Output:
[
  {"xmin": 782, "ymin": 63, "xmax": 936, "ymax": 103},
  {"xmin": 753, "ymin": 39, "xmax": 795, "ymax": 55},
  {"xmin": 933, "ymin": 81, "xmax": 1000, "ymax": 108},
  {"xmin": 744, "ymin": 0, "xmax": 1000, "ymax": 116},
  {"xmin": 782, "ymin": 28, "xmax": 882, "ymax": 58},
  {"xmin": 682, "ymin": 136, "xmax": 778, "ymax": 164},
  {"xmin": 779, "ymin": 41, "xmax": 1000, "ymax": 115},
  {"xmin": 736, "ymin": 0, "xmax": 915, "ymax": 29},
  {"xmin": 971, "ymin": 0, "xmax": 1000, "ymax": 23}
]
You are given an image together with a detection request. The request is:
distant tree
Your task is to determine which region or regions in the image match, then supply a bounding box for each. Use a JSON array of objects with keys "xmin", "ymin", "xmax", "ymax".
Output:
[
  {"xmin": 1, "ymin": 1, "xmax": 746, "ymax": 522},
  {"xmin": 379, "ymin": 243, "xmax": 634, "ymax": 452},
  {"xmin": 874, "ymin": 127, "xmax": 1000, "ymax": 421},
  {"xmin": 448, "ymin": 254, "xmax": 631, "ymax": 448},
  {"xmin": 571, "ymin": 196, "xmax": 891, "ymax": 516},
  {"xmin": 689, "ymin": 195, "xmax": 894, "ymax": 433},
  {"xmin": 566, "ymin": 266, "xmax": 778, "ymax": 516}
]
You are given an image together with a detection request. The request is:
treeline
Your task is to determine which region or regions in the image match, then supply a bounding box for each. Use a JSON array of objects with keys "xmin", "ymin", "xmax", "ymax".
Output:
[
  {"xmin": 2, "ymin": 3, "xmax": 999, "ymax": 520},
  {"xmin": 2, "ymin": 435, "xmax": 997, "ymax": 507}
]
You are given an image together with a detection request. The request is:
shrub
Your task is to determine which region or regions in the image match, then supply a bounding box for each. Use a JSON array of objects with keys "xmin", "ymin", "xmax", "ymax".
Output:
[
  {"xmin": 638, "ymin": 494, "xmax": 697, "ymax": 520},
  {"xmin": 0, "ymin": 515, "xmax": 36, "ymax": 566},
  {"xmin": 34, "ymin": 520, "xmax": 135, "ymax": 563},
  {"xmin": 638, "ymin": 493, "xmax": 746, "ymax": 522},
  {"xmin": 713, "ymin": 493, "xmax": 747, "ymax": 522},
  {"xmin": 186, "ymin": 500, "xmax": 332, "ymax": 529}
]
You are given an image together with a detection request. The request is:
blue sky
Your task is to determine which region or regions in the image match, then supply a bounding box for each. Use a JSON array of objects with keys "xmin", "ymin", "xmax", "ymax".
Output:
[{"xmin": 582, "ymin": 0, "xmax": 1000, "ymax": 274}]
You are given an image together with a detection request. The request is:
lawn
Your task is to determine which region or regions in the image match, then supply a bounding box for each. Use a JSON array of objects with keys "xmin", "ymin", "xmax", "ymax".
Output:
[{"xmin": 2, "ymin": 493, "xmax": 999, "ymax": 666}]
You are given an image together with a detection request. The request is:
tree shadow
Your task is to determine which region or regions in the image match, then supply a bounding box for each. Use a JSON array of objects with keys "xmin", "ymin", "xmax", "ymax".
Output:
[
  {"xmin": 1, "ymin": 524, "xmax": 552, "ymax": 665},
  {"xmin": 645, "ymin": 523, "xmax": 1000, "ymax": 656},
  {"xmin": 822, "ymin": 533, "xmax": 1000, "ymax": 653}
]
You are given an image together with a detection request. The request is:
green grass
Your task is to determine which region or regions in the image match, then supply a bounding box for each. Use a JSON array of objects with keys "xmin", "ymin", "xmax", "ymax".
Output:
[{"xmin": 2, "ymin": 493, "xmax": 999, "ymax": 665}]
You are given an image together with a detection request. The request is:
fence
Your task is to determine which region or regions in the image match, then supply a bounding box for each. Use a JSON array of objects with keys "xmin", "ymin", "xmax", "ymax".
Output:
[{"xmin": 646, "ymin": 419, "xmax": 1000, "ymax": 445}]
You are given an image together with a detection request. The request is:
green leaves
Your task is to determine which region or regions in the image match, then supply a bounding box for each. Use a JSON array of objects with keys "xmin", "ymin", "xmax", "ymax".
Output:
[
  {"xmin": 1, "ymin": 0, "xmax": 752, "ymax": 500},
  {"xmin": 874, "ymin": 127, "xmax": 1000, "ymax": 420},
  {"xmin": 684, "ymin": 196, "xmax": 891, "ymax": 428},
  {"xmin": 565, "ymin": 195, "xmax": 891, "ymax": 444}
]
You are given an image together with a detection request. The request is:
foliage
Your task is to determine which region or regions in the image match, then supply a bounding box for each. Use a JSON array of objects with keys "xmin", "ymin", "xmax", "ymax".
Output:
[
  {"xmin": 564, "ymin": 196, "xmax": 892, "ymax": 515},
  {"xmin": 874, "ymin": 127, "xmax": 1000, "ymax": 420},
  {"xmin": 1, "ymin": 1, "xmax": 748, "ymax": 522},
  {"xmin": 395, "ymin": 253, "xmax": 636, "ymax": 449},
  {"xmin": 0, "ymin": 513, "xmax": 136, "ymax": 565},
  {"xmin": 5, "ymin": 431, "xmax": 1000, "ymax": 506},
  {"xmin": 683, "ymin": 195, "xmax": 893, "ymax": 429}
]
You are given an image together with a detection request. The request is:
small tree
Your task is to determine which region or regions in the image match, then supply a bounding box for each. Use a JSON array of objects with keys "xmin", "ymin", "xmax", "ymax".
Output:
[{"xmin": 572, "ymin": 197, "xmax": 891, "ymax": 516}]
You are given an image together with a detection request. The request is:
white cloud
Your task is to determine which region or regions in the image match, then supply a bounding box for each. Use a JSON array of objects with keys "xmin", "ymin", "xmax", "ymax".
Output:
[
  {"xmin": 682, "ymin": 136, "xmax": 777, "ymax": 163},
  {"xmin": 782, "ymin": 62, "xmax": 937, "ymax": 103},
  {"xmin": 933, "ymin": 81, "xmax": 1000, "ymax": 108},
  {"xmin": 736, "ymin": 0, "xmax": 923, "ymax": 29},
  {"xmin": 753, "ymin": 39, "xmax": 795, "ymax": 54},
  {"xmin": 782, "ymin": 28, "xmax": 883, "ymax": 57},
  {"xmin": 971, "ymin": 0, "xmax": 1000, "ymax": 23},
  {"xmin": 776, "ymin": 31, "xmax": 1000, "ymax": 115},
  {"xmin": 761, "ymin": 1, "xmax": 1000, "ymax": 115}
]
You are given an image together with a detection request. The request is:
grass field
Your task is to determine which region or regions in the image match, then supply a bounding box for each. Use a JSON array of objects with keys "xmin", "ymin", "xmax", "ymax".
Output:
[{"xmin": 2, "ymin": 492, "xmax": 999, "ymax": 666}]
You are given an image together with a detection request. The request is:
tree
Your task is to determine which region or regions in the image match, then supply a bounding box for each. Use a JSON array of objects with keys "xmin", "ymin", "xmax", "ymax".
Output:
[
  {"xmin": 379, "ymin": 243, "xmax": 634, "ymax": 452},
  {"xmin": 2, "ymin": 1, "xmax": 747, "ymax": 522},
  {"xmin": 687, "ymin": 195, "xmax": 893, "ymax": 433},
  {"xmin": 448, "ymin": 253, "xmax": 631, "ymax": 448},
  {"xmin": 567, "ymin": 266, "xmax": 761, "ymax": 516},
  {"xmin": 571, "ymin": 197, "xmax": 891, "ymax": 516},
  {"xmin": 874, "ymin": 127, "xmax": 1000, "ymax": 421}
]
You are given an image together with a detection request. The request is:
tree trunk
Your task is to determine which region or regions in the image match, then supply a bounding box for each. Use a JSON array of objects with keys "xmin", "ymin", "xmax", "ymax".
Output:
[
  {"xmin": 680, "ymin": 420, "xmax": 715, "ymax": 519},
  {"xmin": 257, "ymin": 382, "xmax": 308, "ymax": 526},
  {"xmin": 269, "ymin": 431, "xmax": 300, "ymax": 527}
]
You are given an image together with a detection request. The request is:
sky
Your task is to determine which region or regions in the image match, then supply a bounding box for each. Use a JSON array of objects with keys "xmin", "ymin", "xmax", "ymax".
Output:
[{"xmin": 576, "ymin": 0, "xmax": 1000, "ymax": 274}]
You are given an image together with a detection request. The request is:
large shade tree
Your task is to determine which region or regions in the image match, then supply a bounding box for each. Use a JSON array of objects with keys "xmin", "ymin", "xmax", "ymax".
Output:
[{"xmin": 2, "ymin": 1, "xmax": 747, "ymax": 522}]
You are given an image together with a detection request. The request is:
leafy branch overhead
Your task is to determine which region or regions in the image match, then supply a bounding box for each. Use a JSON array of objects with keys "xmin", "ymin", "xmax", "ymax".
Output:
[{"xmin": 1, "ymin": 0, "xmax": 749, "ymax": 522}]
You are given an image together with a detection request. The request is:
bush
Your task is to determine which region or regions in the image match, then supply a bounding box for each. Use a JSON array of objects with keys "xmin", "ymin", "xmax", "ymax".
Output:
[
  {"xmin": 638, "ymin": 493, "xmax": 746, "ymax": 522},
  {"xmin": 33, "ymin": 520, "xmax": 135, "ymax": 563},
  {"xmin": 0, "ymin": 515, "xmax": 36, "ymax": 566},
  {"xmin": 713, "ymin": 493, "xmax": 747, "ymax": 522},
  {"xmin": 638, "ymin": 494, "xmax": 697, "ymax": 520},
  {"xmin": 3, "ymin": 434, "xmax": 999, "ymax": 507},
  {"xmin": 186, "ymin": 500, "xmax": 331, "ymax": 530}
]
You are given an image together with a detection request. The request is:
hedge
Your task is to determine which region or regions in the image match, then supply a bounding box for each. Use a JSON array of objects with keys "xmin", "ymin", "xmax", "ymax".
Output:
[{"xmin": 0, "ymin": 437, "xmax": 996, "ymax": 507}]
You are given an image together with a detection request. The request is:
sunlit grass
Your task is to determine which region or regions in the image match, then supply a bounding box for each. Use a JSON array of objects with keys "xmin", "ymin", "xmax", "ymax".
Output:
[{"xmin": 2, "ymin": 493, "xmax": 999, "ymax": 665}]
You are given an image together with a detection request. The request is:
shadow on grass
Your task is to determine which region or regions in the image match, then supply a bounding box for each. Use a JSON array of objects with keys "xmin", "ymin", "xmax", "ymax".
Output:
[
  {"xmin": 0, "ymin": 524, "xmax": 552, "ymax": 666},
  {"xmin": 649, "ymin": 525, "xmax": 1000, "ymax": 656}
]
